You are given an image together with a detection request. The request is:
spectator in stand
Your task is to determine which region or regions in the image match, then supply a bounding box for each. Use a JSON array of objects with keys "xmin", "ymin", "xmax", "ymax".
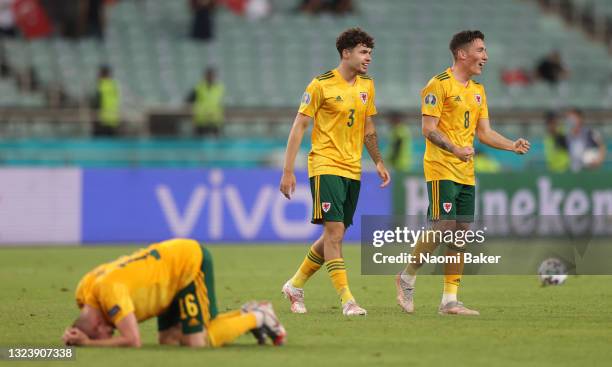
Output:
[
  {"xmin": 0, "ymin": 51, "xmax": 12, "ymax": 78},
  {"xmin": 245, "ymin": 0, "xmax": 271, "ymax": 21},
  {"xmin": 42, "ymin": 0, "xmax": 81, "ymax": 39},
  {"xmin": 0, "ymin": 0, "xmax": 16, "ymax": 37},
  {"xmin": 501, "ymin": 67, "xmax": 532, "ymax": 87},
  {"xmin": 45, "ymin": 82, "xmax": 72, "ymax": 108},
  {"xmin": 473, "ymin": 150, "xmax": 501, "ymax": 173},
  {"xmin": 543, "ymin": 111, "xmax": 570, "ymax": 173},
  {"xmin": 566, "ymin": 108, "xmax": 606, "ymax": 172},
  {"xmin": 386, "ymin": 111, "xmax": 412, "ymax": 172},
  {"xmin": 81, "ymin": 0, "xmax": 105, "ymax": 40},
  {"xmin": 605, "ymin": 16, "xmax": 612, "ymax": 49},
  {"xmin": 190, "ymin": 0, "xmax": 215, "ymax": 41},
  {"xmin": 329, "ymin": 0, "xmax": 353, "ymax": 15},
  {"xmin": 535, "ymin": 50, "xmax": 569, "ymax": 86},
  {"xmin": 92, "ymin": 65, "xmax": 122, "ymax": 137},
  {"xmin": 17, "ymin": 66, "xmax": 40, "ymax": 93},
  {"xmin": 186, "ymin": 67, "xmax": 225, "ymax": 137},
  {"xmin": 580, "ymin": 2, "xmax": 595, "ymax": 36},
  {"xmin": 298, "ymin": 0, "xmax": 353, "ymax": 15}
]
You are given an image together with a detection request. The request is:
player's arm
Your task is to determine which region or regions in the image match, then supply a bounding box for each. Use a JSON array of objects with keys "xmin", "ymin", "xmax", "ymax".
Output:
[
  {"xmin": 63, "ymin": 313, "xmax": 142, "ymax": 347},
  {"xmin": 476, "ymin": 118, "xmax": 530, "ymax": 154},
  {"xmin": 422, "ymin": 114, "xmax": 474, "ymax": 162},
  {"xmin": 364, "ymin": 116, "xmax": 390, "ymax": 187},
  {"xmin": 280, "ymin": 112, "xmax": 311, "ymax": 199}
]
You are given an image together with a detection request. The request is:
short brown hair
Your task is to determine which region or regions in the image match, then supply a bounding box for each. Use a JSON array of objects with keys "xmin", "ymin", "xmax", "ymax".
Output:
[
  {"xmin": 336, "ymin": 27, "xmax": 374, "ymax": 57},
  {"xmin": 449, "ymin": 30, "xmax": 485, "ymax": 59}
]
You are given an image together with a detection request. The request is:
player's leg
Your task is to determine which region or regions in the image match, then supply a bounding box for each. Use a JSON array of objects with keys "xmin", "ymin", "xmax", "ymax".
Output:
[
  {"xmin": 340, "ymin": 177, "xmax": 366, "ymax": 315},
  {"xmin": 396, "ymin": 180, "xmax": 453, "ymax": 312},
  {"xmin": 281, "ymin": 176, "xmax": 328, "ymax": 313},
  {"xmin": 286, "ymin": 234, "xmax": 325, "ymax": 289},
  {"xmin": 198, "ymin": 248, "xmax": 285, "ymax": 345},
  {"xmin": 171, "ymin": 277, "xmax": 276, "ymax": 347},
  {"xmin": 159, "ymin": 324, "xmax": 182, "ymax": 345},
  {"xmin": 323, "ymin": 220, "xmax": 366, "ymax": 315},
  {"xmin": 158, "ymin": 298, "xmax": 181, "ymax": 345},
  {"xmin": 439, "ymin": 183, "xmax": 479, "ymax": 316},
  {"xmin": 200, "ymin": 246, "xmax": 218, "ymax": 319},
  {"xmin": 282, "ymin": 234, "xmax": 323, "ymax": 313},
  {"xmin": 206, "ymin": 310, "xmax": 263, "ymax": 347},
  {"xmin": 321, "ymin": 176, "xmax": 365, "ymax": 315},
  {"xmin": 157, "ymin": 283, "xmax": 209, "ymax": 347}
]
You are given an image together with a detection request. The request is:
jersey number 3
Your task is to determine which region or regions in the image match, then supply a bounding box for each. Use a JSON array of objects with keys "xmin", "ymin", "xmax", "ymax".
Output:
[{"xmin": 347, "ymin": 109, "xmax": 355, "ymax": 127}]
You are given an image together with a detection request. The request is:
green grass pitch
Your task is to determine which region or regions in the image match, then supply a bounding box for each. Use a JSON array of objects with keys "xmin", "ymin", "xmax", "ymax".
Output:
[{"xmin": 1, "ymin": 244, "xmax": 611, "ymax": 367}]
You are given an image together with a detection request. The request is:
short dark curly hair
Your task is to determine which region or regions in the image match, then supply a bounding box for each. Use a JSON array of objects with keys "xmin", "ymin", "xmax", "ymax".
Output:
[
  {"xmin": 449, "ymin": 30, "xmax": 485, "ymax": 59},
  {"xmin": 336, "ymin": 27, "xmax": 374, "ymax": 58}
]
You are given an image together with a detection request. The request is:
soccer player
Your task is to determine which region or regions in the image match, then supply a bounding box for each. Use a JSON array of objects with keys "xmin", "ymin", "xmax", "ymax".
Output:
[
  {"xmin": 279, "ymin": 28, "xmax": 390, "ymax": 316},
  {"xmin": 395, "ymin": 30, "xmax": 530, "ymax": 315},
  {"xmin": 62, "ymin": 238, "xmax": 286, "ymax": 347}
]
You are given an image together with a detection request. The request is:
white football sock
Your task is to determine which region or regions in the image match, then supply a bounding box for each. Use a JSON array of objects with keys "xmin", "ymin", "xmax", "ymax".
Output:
[
  {"xmin": 400, "ymin": 270, "xmax": 416, "ymax": 288},
  {"xmin": 252, "ymin": 310, "xmax": 264, "ymax": 328},
  {"xmin": 441, "ymin": 292, "xmax": 457, "ymax": 305}
]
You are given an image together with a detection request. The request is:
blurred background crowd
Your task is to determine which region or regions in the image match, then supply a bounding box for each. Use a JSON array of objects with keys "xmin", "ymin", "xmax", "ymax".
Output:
[{"xmin": 0, "ymin": 0, "xmax": 609, "ymax": 173}]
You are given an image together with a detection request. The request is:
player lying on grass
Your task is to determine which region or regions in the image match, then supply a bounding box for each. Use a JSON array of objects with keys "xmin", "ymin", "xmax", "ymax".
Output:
[{"xmin": 62, "ymin": 238, "xmax": 286, "ymax": 347}]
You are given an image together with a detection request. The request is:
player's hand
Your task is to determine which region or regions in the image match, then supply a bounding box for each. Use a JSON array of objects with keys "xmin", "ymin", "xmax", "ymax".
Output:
[
  {"xmin": 452, "ymin": 146, "xmax": 474, "ymax": 162},
  {"xmin": 62, "ymin": 327, "xmax": 90, "ymax": 346},
  {"xmin": 279, "ymin": 171, "xmax": 296, "ymax": 199},
  {"xmin": 513, "ymin": 138, "xmax": 530, "ymax": 154},
  {"xmin": 376, "ymin": 161, "xmax": 391, "ymax": 188}
]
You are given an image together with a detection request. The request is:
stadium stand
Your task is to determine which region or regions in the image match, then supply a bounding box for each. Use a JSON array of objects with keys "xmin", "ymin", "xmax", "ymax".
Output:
[
  {"xmin": 0, "ymin": 0, "xmax": 610, "ymax": 169},
  {"xmin": 1, "ymin": 0, "xmax": 611, "ymax": 110}
]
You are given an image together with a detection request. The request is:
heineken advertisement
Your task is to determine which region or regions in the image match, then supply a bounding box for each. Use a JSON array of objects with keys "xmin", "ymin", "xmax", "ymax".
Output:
[
  {"xmin": 394, "ymin": 172, "xmax": 612, "ymax": 234},
  {"xmin": 359, "ymin": 172, "xmax": 612, "ymax": 275}
]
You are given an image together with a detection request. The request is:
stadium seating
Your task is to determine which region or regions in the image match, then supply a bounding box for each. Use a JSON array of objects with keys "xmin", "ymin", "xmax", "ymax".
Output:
[
  {"xmin": 1, "ymin": 0, "xmax": 611, "ymax": 170},
  {"xmin": 1, "ymin": 0, "xmax": 611, "ymax": 110}
]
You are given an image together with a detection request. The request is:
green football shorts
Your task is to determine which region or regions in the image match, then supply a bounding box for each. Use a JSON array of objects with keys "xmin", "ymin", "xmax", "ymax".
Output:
[
  {"xmin": 157, "ymin": 245, "xmax": 218, "ymax": 334},
  {"xmin": 309, "ymin": 174, "xmax": 360, "ymax": 228},
  {"xmin": 427, "ymin": 180, "xmax": 475, "ymax": 222}
]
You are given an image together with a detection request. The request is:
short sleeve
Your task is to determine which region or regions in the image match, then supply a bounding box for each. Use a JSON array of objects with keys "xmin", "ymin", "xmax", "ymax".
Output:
[
  {"xmin": 96, "ymin": 283, "xmax": 135, "ymax": 325},
  {"xmin": 421, "ymin": 79, "xmax": 445, "ymax": 118},
  {"xmin": 366, "ymin": 80, "xmax": 377, "ymax": 116},
  {"xmin": 298, "ymin": 79, "xmax": 323, "ymax": 117},
  {"xmin": 478, "ymin": 87, "xmax": 489, "ymax": 120}
]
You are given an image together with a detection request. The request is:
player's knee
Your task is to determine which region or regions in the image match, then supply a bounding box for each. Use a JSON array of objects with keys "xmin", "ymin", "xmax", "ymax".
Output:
[
  {"xmin": 456, "ymin": 221, "xmax": 471, "ymax": 231},
  {"xmin": 181, "ymin": 331, "xmax": 208, "ymax": 348},
  {"xmin": 432, "ymin": 219, "xmax": 457, "ymax": 232},
  {"xmin": 325, "ymin": 232, "xmax": 343, "ymax": 248},
  {"xmin": 159, "ymin": 332, "xmax": 179, "ymax": 346}
]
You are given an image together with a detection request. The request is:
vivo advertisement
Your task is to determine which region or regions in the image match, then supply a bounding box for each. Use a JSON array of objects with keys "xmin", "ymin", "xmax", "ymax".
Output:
[
  {"xmin": 0, "ymin": 168, "xmax": 391, "ymax": 244},
  {"xmin": 81, "ymin": 168, "xmax": 391, "ymax": 243}
]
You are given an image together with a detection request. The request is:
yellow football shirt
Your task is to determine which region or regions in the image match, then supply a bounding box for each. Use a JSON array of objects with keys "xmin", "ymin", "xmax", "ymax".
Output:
[
  {"xmin": 75, "ymin": 238, "xmax": 203, "ymax": 325},
  {"xmin": 299, "ymin": 68, "xmax": 377, "ymax": 180},
  {"xmin": 421, "ymin": 68, "xmax": 489, "ymax": 185}
]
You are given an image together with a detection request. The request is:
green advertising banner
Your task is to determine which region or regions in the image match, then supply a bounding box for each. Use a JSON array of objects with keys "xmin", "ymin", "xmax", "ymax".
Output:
[
  {"xmin": 359, "ymin": 172, "xmax": 612, "ymax": 275},
  {"xmin": 393, "ymin": 172, "xmax": 612, "ymax": 218}
]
